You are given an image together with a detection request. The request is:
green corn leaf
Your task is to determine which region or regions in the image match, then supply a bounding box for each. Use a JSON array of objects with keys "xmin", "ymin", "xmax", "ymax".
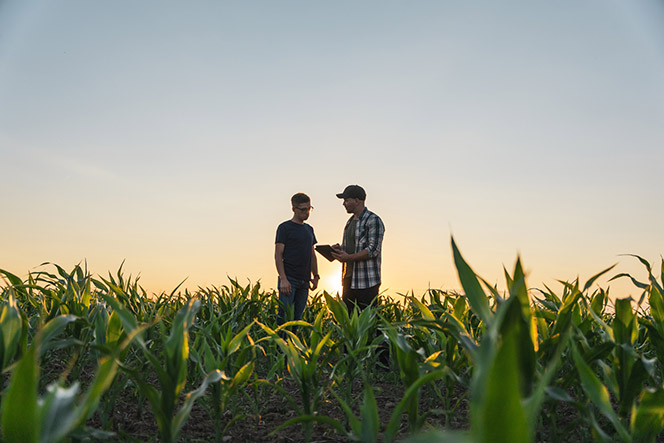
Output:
[
  {"xmin": 614, "ymin": 298, "xmax": 637, "ymax": 345},
  {"xmin": 106, "ymin": 310, "xmax": 124, "ymax": 348},
  {"xmin": 583, "ymin": 264, "xmax": 617, "ymax": 292},
  {"xmin": 507, "ymin": 257, "xmax": 530, "ymax": 320},
  {"xmin": 423, "ymin": 350, "xmax": 445, "ymax": 367},
  {"xmin": 451, "ymin": 237, "xmax": 492, "ymax": 325},
  {"xmin": 360, "ymin": 383, "xmax": 379, "ymax": 443},
  {"xmin": 165, "ymin": 299, "xmax": 201, "ymax": 396},
  {"xmin": 1, "ymin": 343, "xmax": 39, "ymax": 443},
  {"xmin": 171, "ymin": 369, "xmax": 223, "ymax": 441},
  {"xmin": 410, "ymin": 296, "xmax": 435, "ymax": 321},
  {"xmin": 571, "ymin": 344, "xmax": 629, "ymax": 440},
  {"xmin": 37, "ymin": 315, "xmax": 78, "ymax": 358},
  {"xmin": 0, "ymin": 269, "xmax": 25, "ymax": 288},
  {"xmin": 588, "ymin": 411, "xmax": 613, "ymax": 442},
  {"xmin": 474, "ymin": 306, "xmax": 529, "ymax": 443},
  {"xmin": 552, "ymin": 289, "xmax": 582, "ymax": 336},
  {"xmin": 230, "ymin": 361, "xmax": 254, "ymax": 389},
  {"xmin": 610, "ymin": 273, "xmax": 649, "ymax": 290},
  {"xmin": 226, "ymin": 322, "xmax": 254, "ymax": 355},
  {"xmin": 505, "ymin": 259, "xmax": 538, "ymax": 390},
  {"xmin": 622, "ymin": 254, "xmax": 652, "ymax": 273},
  {"xmin": 590, "ymin": 290, "xmax": 607, "ymax": 315},
  {"xmin": 618, "ymin": 355, "xmax": 652, "ymax": 415},
  {"xmin": 545, "ymin": 386, "xmax": 575, "ymax": 403},
  {"xmin": 0, "ymin": 293, "xmax": 23, "ymax": 368},
  {"xmin": 99, "ymin": 292, "xmax": 140, "ymax": 336},
  {"xmin": 649, "ymin": 285, "xmax": 664, "ymax": 324},
  {"xmin": 92, "ymin": 303, "xmax": 109, "ymax": 348},
  {"xmin": 324, "ymin": 292, "xmax": 350, "ymax": 330},
  {"xmin": 329, "ymin": 388, "xmax": 362, "ymax": 436},
  {"xmin": 384, "ymin": 370, "xmax": 447, "ymax": 442},
  {"xmin": 630, "ymin": 388, "xmax": 664, "ymax": 442},
  {"xmin": 0, "ymin": 328, "xmax": 5, "ymax": 372},
  {"xmin": 453, "ymin": 296, "xmax": 467, "ymax": 319},
  {"xmin": 38, "ymin": 383, "xmax": 80, "ymax": 443}
]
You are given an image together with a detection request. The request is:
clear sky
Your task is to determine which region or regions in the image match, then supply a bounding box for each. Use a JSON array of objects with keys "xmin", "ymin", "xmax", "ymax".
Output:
[{"xmin": 2, "ymin": 1, "xmax": 663, "ymax": 300}]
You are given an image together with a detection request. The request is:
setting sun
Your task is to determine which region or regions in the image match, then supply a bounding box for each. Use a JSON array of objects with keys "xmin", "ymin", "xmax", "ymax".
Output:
[{"xmin": 324, "ymin": 269, "xmax": 343, "ymax": 295}]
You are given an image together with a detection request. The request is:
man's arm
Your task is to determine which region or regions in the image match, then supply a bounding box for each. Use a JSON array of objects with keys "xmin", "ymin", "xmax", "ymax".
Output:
[
  {"xmin": 310, "ymin": 247, "xmax": 319, "ymax": 290},
  {"xmin": 331, "ymin": 248, "xmax": 369, "ymax": 263},
  {"xmin": 364, "ymin": 215, "xmax": 384, "ymax": 258},
  {"xmin": 274, "ymin": 243, "xmax": 291, "ymax": 294}
]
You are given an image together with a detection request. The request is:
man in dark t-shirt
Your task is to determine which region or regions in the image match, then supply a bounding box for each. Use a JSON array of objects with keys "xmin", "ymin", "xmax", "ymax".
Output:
[{"xmin": 274, "ymin": 193, "xmax": 319, "ymax": 325}]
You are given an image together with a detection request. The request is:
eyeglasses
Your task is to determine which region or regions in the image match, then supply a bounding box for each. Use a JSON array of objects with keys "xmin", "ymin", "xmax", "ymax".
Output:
[{"xmin": 295, "ymin": 206, "xmax": 313, "ymax": 212}]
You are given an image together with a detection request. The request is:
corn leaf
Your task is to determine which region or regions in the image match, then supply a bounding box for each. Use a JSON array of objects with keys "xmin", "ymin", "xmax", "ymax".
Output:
[
  {"xmin": 473, "ymin": 299, "xmax": 529, "ymax": 443},
  {"xmin": 360, "ymin": 384, "xmax": 379, "ymax": 443},
  {"xmin": 631, "ymin": 388, "xmax": 664, "ymax": 441},
  {"xmin": 451, "ymin": 237, "xmax": 492, "ymax": 325},
  {"xmin": 1, "ymin": 343, "xmax": 39, "ymax": 443},
  {"xmin": 571, "ymin": 344, "xmax": 629, "ymax": 440}
]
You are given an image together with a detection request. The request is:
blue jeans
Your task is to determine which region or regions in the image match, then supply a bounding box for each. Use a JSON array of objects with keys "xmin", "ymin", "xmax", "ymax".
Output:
[{"xmin": 277, "ymin": 277, "xmax": 309, "ymax": 325}]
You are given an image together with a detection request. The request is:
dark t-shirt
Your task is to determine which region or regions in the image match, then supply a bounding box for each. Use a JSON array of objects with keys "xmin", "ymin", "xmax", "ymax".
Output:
[{"xmin": 275, "ymin": 220, "xmax": 317, "ymax": 281}]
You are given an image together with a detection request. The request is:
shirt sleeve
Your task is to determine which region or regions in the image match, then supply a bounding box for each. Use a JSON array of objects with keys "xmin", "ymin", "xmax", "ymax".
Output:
[
  {"xmin": 275, "ymin": 223, "xmax": 287, "ymax": 244},
  {"xmin": 365, "ymin": 214, "xmax": 385, "ymax": 258}
]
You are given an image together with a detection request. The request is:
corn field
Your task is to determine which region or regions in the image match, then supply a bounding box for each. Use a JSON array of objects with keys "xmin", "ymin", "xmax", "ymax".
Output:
[{"xmin": 2, "ymin": 238, "xmax": 664, "ymax": 442}]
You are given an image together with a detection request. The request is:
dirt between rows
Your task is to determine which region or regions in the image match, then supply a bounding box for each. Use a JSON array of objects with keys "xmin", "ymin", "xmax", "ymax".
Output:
[{"xmin": 85, "ymin": 374, "xmax": 470, "ymax": 442}]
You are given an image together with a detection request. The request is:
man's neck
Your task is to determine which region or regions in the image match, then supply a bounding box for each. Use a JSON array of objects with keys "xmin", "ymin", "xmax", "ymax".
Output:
[
  {"xmin": 291, "ymin": 216, "xmax": 305, "ymax": 224},
  {"xmin": 353, "ymin": 204, "xmax": 365, "ymax": 220}
]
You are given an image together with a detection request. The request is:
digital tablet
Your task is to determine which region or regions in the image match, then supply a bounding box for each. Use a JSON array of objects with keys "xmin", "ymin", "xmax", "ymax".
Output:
[{"xmin": 315, "ymin": 244, "xmax": 336, "ymax": 262}]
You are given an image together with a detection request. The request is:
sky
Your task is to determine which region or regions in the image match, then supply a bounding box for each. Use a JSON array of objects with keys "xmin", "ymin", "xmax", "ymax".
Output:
[{"xmin": 1, "ymin": 0, "xmax": 663, "ymax": 301}]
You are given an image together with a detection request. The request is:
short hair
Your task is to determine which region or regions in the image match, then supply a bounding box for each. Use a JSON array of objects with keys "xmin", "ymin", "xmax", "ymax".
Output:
[{"xmin": 291, "ymin": 193, "xmax": 310, "ymax": 206}]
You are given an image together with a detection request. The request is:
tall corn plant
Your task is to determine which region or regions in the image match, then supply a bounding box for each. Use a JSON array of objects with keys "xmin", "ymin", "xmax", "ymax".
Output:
[
  {"xmin": 413, "ymin": 237, "xmax": 571, "ymax": 442},
  {"xmin": 381, "ymin": 320, "xmax": 448, "ymax": 442},
  {"xmin": 324, "ymin": 292, "xmax": 382, "ymax": 406},
  {"xmin": 190, "ymin": 320, "xmax": 256, "ymax": 440},
  {"xmin": 570, "ymin": 298, "xmax": 664, "ymax": 440},
  {"xmin": 259, "ymin": 318, "xmax": 334, "ymax": 442},
  {"xmin": 0, "ymin": 289, "xmax": 26, "ymax": 376},
  {"xmin": 407, "ymin": 295, "xmax": 472, "ymax": 427},
  {"xmin": 0, "ymin": 311, "xmax": 145, "ymax": 443},
  {"xmin": 612, "ymin": 255, "xmax": 664, "ymax": 382},
  {"xmin": 101, "ymin": 293, "xmax": 221, "ymax": 443}
]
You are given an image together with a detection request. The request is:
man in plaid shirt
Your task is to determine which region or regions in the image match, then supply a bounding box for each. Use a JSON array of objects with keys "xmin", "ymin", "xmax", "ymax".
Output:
[{"xmin": 331, "ymin": 185, "xmax": 385, "ymax": 312}]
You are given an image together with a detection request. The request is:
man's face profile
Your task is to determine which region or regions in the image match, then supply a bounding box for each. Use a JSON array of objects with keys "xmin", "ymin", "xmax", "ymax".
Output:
[{"xmin": 342, "ymin": 198, "xmax": 359, "ymax": 214}]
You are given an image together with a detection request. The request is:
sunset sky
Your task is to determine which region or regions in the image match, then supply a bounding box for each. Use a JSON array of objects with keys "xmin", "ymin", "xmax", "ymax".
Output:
[{"xmin": 2, "ymin": 1, "xmax": 663, "ymax": 300}]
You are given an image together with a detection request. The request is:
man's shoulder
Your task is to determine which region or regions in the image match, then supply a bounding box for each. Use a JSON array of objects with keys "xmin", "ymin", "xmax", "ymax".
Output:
[
  {"xmin": 363, "ymin": 208, "xmax": 382, "ymax": 221},
  {"xmin": 277, "ymin": 220, "xmax": 292, "ymax": 229},
  {"xmin": 363, "ymin": 210, "xmax": 385, "ymax": 231},
  {"xmin": 276, "ymin": 220, "xmax": 297, "ymax": 234}
]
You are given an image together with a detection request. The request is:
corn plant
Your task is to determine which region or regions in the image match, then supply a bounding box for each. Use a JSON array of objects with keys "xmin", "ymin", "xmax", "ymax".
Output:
[
  {"xmin": 381, "ymin": 322, "xmax": 448, "ymax": 442},
  {"xmin": 320, "ymin": 367, "xmax": 386, "ymax": 442},
  {"xmin": 0, "ymin": 311, "xmax": 146, "ymax": 442},
  {"xmin": 190, "ymin": 321, "xmax": 256, "ymax": 439},
  {"xmin": 101, "ymin": 293, "xmax": 221, "ymax": 443},
  {"xmin": 259, "ymin": 319, "xmax": 335, "ymax": 441},
  {"xmin": 410, "ymin": 238, "xmax": 573, "ymax": 442},
  {"xmin": 0, "ymin": 289, "xmax": 26, "ymax": 376},
  {"xmin": 324, "ymin": 292, "xmax": 383, "ymax": 406},
  {"xmin": 407, "ymin": 296, "xmax": 471, "ymax": 426},
  {"xmin": 612, "ymin": 255, "xmax": 664, "ymax": 382}
]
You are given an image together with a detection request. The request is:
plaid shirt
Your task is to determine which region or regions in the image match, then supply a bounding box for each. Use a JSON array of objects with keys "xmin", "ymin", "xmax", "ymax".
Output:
[{"xmin": 342, "ymin": 208, "xmax": 385, "ymax": 289}]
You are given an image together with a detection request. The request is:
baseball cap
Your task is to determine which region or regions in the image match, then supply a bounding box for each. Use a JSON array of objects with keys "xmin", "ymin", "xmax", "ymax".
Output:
[{"xmin": 336, "ymin": 185, "xmax": 366, "ymax": 200}]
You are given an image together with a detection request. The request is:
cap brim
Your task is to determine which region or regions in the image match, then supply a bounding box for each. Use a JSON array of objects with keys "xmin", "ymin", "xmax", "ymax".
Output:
[{"xmin": 336, "ymin": 193, "xmax": 345, "ymax": 198}]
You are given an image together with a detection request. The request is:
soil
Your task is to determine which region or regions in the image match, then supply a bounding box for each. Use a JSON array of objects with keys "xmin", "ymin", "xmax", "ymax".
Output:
[{"xmin": 83, "ymin": 369, "xmax": 470, "ymax": 442}]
